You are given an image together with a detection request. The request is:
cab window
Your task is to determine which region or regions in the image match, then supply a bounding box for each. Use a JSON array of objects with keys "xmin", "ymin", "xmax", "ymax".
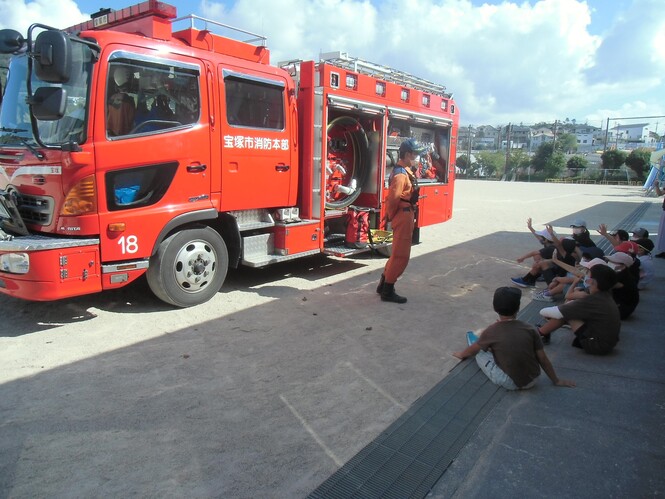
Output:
[
  {"xmin": 106, "ymin": 57, "xmax": 200, "ymax": 138},
  {"xmin": 225, "ymin": 75, "xmax": 284, "ymax": 130}
]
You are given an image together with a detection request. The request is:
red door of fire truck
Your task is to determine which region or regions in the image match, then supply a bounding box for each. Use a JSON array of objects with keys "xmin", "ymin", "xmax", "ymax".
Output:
[
  {"xmin": 218, "ymin": 65, "xmax": 297, "ymax": 211},
  {"xmin": 94, "ymin": 50, "xmax": 212, "ymax": 264}
]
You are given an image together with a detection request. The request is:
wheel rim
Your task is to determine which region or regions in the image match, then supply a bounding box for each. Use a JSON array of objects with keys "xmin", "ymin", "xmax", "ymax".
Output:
[{"xmin": 172, "ymin": 239, "xmax": 217, "ymax": 294}]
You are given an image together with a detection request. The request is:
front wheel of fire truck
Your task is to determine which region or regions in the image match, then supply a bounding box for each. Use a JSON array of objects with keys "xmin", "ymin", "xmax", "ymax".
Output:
[{"xmin": 147, "ymin": 227, "xmax": 229, "ymax": 307}]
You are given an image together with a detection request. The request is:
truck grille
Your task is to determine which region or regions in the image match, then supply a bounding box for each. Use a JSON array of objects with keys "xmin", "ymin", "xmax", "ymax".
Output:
[{"xmin": 17, "ymin": 194, "xmax": 54, "ymax": 226}]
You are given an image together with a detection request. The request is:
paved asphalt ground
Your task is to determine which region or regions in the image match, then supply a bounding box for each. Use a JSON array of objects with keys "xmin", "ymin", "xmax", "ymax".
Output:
[{"xmin": 1, "ymin": 180, "xmax": 663, "ymax": 498}]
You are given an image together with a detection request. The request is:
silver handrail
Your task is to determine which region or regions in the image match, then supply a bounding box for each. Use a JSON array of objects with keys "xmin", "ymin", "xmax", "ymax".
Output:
[{"xmin": 172, "ymin": 14, "xmax": 267, "ymax": 46}]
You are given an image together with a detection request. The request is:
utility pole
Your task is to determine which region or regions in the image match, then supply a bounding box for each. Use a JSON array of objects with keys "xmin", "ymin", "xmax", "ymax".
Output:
[
  {"xmin": 552, "ymin": 120, "xmax": 558, "ymax": 149},
  {"xmin": 504, "ymin": 122, "xmax": 512, "ymax": 179},
  {"xmin": 467, "ymin": 125, "xmax": 472, "ymax": 169},
  {"xmin": 603, "ymin": 117, "xmax": 610, "ymax": 153}
]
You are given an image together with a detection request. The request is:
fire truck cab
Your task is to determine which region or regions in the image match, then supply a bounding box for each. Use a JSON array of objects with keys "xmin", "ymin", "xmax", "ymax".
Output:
[{"xmin": 0, "ymin": 0, "xmax": 458, "ymax": 307}]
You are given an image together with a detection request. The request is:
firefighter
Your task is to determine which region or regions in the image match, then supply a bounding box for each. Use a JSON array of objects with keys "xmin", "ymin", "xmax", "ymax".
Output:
[{"xmin": 377, "ymin": 138, "xmax": 425, "ymax": 303}]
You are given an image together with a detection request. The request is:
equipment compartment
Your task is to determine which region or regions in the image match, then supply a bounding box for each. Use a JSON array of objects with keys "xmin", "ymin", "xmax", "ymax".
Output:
[{"xmin": 274, "ymin": 221, "xmax": 321, "ymax": 255}]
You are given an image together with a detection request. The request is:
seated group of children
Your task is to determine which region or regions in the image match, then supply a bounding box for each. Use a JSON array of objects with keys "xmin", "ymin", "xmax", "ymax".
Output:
[
  {"xmin": 452, "ymin": 217, "xmax": 657, "ymax": 392},
  {"xmin": 512, "ymin": 219, "xmax": 653, "ymax": 320}
]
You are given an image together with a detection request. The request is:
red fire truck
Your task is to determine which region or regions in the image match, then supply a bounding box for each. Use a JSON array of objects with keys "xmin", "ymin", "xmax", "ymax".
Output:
[{"xmin": 0, "ymin": 0, "xmax": 458, "ymax": 307}]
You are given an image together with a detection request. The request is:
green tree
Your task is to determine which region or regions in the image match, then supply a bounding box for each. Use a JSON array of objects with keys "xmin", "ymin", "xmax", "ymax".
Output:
[
  {"xmin": 530, "ymin": 142, "xmax": 555, "ymax": 172},
  {"xmin": 556, "ymin": 133, "xmax": 578, "ymax": 153},
  {"xmin": 506, "ymin": 148, "xmax": 530, "ymax": 176},
  {"xmin": 544, "ymin": 151, "xmax": 566, "ymax": 178},
  {"xmin": 567, "ymin": 155, "xmax": 589, "ymax": 170},
  {"xmin": 475, "ymin": 151, "xmax": 505, "ymax": 178},
  {"xmin": 456, "ymin": 154, "xmax": 470, "ymax": 172},
  {"xmin": 601, "ymin": 149, "xmax": 627, "ymax": 169},
  {"xmin": 624, "ymin": 148, "xmax": 651, "ymax": 180}
]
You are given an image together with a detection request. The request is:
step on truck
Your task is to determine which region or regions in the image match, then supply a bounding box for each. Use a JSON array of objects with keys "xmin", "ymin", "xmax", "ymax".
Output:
[{"xmin": 0, "ymin": 0, "xmax": 459, "ymax": 307}]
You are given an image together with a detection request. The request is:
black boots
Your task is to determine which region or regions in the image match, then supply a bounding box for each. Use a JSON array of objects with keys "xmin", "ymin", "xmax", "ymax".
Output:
[
  {"xmin": 376, "ymin": 274, "xmax": 385, "ymax": 294},
  {"xmin": 381, "ymin": 283, "xmax": 407, "ymax": 304},
  {"xmin": 377, "ymin": 274, "xmax": 407, "ymax": 303}
]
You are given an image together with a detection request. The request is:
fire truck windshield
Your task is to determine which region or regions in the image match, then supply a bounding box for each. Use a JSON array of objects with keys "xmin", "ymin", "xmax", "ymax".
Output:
[{"xmin": 0, "ymin": 42, "xmax": 94, "ymax": 149}]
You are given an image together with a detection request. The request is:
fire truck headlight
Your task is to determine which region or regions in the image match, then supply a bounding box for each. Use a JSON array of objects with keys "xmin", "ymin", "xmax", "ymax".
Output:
[{"xmin": 0, "ymin": 253, "xmax": 29, "ymax": 274}]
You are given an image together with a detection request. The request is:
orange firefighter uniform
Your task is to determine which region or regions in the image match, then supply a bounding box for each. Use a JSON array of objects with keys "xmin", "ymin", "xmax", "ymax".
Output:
[{"xmin": 383, "ymin": 167, "xmax": 416, "ymax": 284}]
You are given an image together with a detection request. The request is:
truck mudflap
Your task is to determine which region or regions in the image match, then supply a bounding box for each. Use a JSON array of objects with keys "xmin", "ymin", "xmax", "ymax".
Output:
[{"xmin": 0, "ymin": 235, "xmax": 103, "ymax": 301}]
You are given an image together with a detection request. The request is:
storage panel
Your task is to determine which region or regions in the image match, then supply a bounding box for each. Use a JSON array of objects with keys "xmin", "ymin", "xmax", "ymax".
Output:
[
  {"xmin": 417, "ymin": 184, "xmax": 452, "ymax": 227},
  {"xmin": 274, "ymin": 222, "xmax": 321, "ymax": 255}
]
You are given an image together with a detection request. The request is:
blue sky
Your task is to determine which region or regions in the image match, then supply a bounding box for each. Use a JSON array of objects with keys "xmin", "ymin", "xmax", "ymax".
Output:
[{"xmin": 2, "ymin": 0, "xmax": 664, "ymax": 131}]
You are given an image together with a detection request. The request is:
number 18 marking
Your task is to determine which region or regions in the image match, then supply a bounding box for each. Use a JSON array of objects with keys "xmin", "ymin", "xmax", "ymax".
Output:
[{"xmin": 118, "ymin": 235, "xmax": 139, "ymax": 254}]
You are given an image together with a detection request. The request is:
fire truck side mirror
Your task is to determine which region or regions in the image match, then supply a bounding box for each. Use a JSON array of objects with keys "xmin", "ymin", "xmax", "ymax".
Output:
[
  {"xmin": 33, "ymin": 30, "xmax": 71, "ymax": 83},
  {"xmin": 0, "ymin": 29, "xmax": 26, "ymax": 53},
  {"xmin": 31, "ymin": 87, "xmax": 67, "ymax": 120}
]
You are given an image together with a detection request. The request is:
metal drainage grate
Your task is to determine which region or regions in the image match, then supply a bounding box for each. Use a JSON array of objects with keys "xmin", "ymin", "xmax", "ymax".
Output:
[{"xmin": 308, "ymin": 360, "xmax": 503, "ymax": 499}]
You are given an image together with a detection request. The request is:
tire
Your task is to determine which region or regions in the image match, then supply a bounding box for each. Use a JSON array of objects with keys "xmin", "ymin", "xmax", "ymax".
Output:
[{"xmin": 146, "ymin": 227, "xmax": 228, "ymax": 307}]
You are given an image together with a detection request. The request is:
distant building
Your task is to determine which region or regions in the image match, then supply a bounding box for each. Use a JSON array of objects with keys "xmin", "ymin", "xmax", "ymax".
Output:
[
  {"xmin": 571, "ymin": 125, "xmax": 600, "ymax": 151},
  {"xmin": 507, "ymin": 125, "xmax": 530, "ymax": 149},
  {"xmin": 458, "ymin": 125, "xmax": 475, "ymax": 147},
  {"xmin": 649, "ymin": 131, "xmax": 661, "ymax": 144},
  {"xmin": 531, "ymin": 127, "xmax": 554, "ymax": 148},
  {"xmin": 475, "ymin": 125, "xmax": 499, "ymax": 148},
  {"xmin": 459, "ymin": 121, "xmax": 662, "ymax": 153},
  {"xmin": 609, "ymin": 123, "xmax": 654, "ymax": 147}
]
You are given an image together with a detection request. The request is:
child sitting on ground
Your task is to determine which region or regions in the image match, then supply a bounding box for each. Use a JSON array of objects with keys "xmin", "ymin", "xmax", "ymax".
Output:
[
  {"xmin": 512, "ymin": 224, "xmax": 576, "ymax": 288},
  {"xmin": 598, "ymin": 224, "xmax": 639, "ymax": 255},
  {"xmin": 533, "ymin": 252, "xmax": 606, "ymax": 302},
  {"xmin": 538, "ymin": 264, "xmax": 621, "ymax": 354},
  {"xmin": 570, "ymin": 219, "xmax": 603, "ymax": 260},
  {"xmin": 606, "ymin": 252, "xmax": 640, "ymax": 319},
  {"xmin": 453, "ymin": 287, "xmax": 575, "ymax": 390},
  {"xmin": 634, "ymin": 238, "xmax": 654, "ymax": 290}
]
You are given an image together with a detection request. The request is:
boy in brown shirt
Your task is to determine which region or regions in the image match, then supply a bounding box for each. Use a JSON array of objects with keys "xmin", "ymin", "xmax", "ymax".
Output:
[{"xmin": 453, "ymin": 287, "xmax": 575, "ymax": 390}]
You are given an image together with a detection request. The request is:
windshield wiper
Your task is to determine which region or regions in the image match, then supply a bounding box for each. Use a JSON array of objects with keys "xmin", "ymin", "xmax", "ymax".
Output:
[
  {"xmin": 0, "ymin": 127, "xmax": 45, "ymax": 160},
  {"xmin": 0, "ymin": 127, "xmax": 28, "ymax": 133}
]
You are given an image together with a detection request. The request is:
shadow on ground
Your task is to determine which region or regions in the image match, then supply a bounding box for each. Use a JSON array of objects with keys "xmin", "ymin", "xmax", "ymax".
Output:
[{"xmin": 1, "ymin": 201, "xmax": 663, "ymax": 497}]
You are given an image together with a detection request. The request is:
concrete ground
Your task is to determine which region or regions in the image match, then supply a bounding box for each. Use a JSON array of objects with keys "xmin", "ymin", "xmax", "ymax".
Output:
[{"xmin": 0, "ymin": 180, "xmax": 663, "ymax": 498}]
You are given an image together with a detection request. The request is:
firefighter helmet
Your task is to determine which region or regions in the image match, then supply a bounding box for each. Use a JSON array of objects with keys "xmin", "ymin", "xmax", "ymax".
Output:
[
  {"xmin": 112, "ymin": 66, "xmax": 131, "ymax": 87},
  {"xmin": 399, "ymin": 138, "xmax": 427, "ymax": 157}
]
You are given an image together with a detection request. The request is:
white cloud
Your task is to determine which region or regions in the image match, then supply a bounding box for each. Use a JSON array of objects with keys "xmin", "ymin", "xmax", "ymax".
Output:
[
  {"xmin": 1, "ymin": 0, "xmax": 662, "ymax": 128},
  {"xmin": 579, "ymin": 0, "xmax": 665, "ymax": 125},
  {"xmin": 0, "ymin": 0, "xmax": 87, "ymax": 31},
  {"xmin": 201, "ymin": 0, "xmax": 378, "ymax": 64},
  {"xmin": 585, "ymin": 0, "xmax": 665, "ymax": 84},
  {"xmin": 201, "ymin": 0, "xmax": 620, "ymax": 125}
]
